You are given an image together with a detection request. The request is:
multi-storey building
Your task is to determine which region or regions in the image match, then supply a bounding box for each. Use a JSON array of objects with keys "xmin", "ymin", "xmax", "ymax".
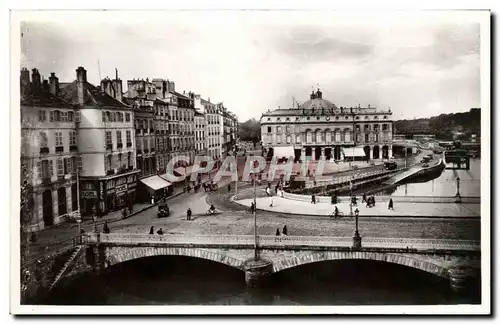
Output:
[
  {"xmin": 60, "ymin": 67, "xmax": 139, "ymax": 216},
  {"xmin": 194, "ymin": 110, "xmax": 207, "ymax": 156},
  {"xmin": 20, "ymin": 68, "xmax": 81, "ymax": 231},
  {"xmin": 260, "ymin": 89, "xmax": 393, "ymax": 162},
  {"xmin": 153, "ymin": 97, "xmax": 170, "ymax": 173},
  {"xmin": 201, "ymin": 98, "xmax": 221, "ymax": 160}
]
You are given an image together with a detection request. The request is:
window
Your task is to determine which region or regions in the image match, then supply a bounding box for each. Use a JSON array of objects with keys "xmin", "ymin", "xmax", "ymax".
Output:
[
  {"xmin": 316, "ymin": 117, "xmax": 320, "ymax": 120},
  {"xmin": 57, "ymin": 158, "xmax": 64, "ymax": 176},
  {"xmin": 55, "ymin": 132, "xmax": 63, "ymax": 147},
  {"xmin": 69, "ymin": 131, "xmax": 76, "ymax": 148},
  {"xmin": 267, "ymin": 126, "xmax": 272, "ymax": 133},
  {"xmin": 38, "ymin": 110, "xmax": 46, "ymax": 122},
  {"xmin": 384, "ymin": 116, "xmax": 388, "ymax": 119},
  {"xmin": 102, "ymin": 111, "xmax": 106, "ymax": 122},
  {"xmin": 54, "ymin": 110, "xmax": 61, "ymax": 122},
  {"xmin": 116, "ymin": 131, "xmax": 122, "ymax": 145},
  {"xmin": 277, "ymin": 126, "xmax": 282, "ymax": 134},
  {"xmin": 365, "ymin": 116, "xmax": 369, "ymax": 119},
  {"xmin": 61, "ymin": 111, "xmax": 68, "ymax": 122},
  {"xmin": 68, "ymin": 111, "xmax": 74, "ymax": 122},
  {"xmin": 126, "ymin": 130, "xmax": 131, "ymax": 144},
  {"xmin": 41, "ymin": 160, "xmax": 50, "ymax": 179},
  {"xmin": 39, "ymin": 132, "xmax": 48, "ymax": 147},
  {"xmin": 267, "ymin": 118, "xmax": 271, "ymax": 121},
  {"xmin": 374, "ymin": 116, "xmax": 378, "ymax": 119},
  {"xmin": 345, "ymin": 116, "xmax": 349, "ymax": 120},
  {"xmin": 49, "ymin": 111, "xmax": 54, "ymax": 122},
  {"xmin": 335, "ymin": 116, "xmax": 339, "ymax": 120},
  {"xmin": 126, "ymin": 113, "xmax": 131, "ymax": 122},
  {"xmin": 286, "ymin": 136, "xmax": 291, "ymax": 144},
  {"xmin": 106, "ymin": 131, "xmax": 112, "ymax": 145},
  {"xmin": 64, "ymin": 157, "xmax": 72, "ymax": 174},
  {"xmin": 286, "ymin": 126, "xmax": 290, "ymax": 134},
  {"xmin": 118, "ymin": 153, "xmax": 123, "ymax": 168},
  {"xmin": 356, "ymin": 116, "xmax": 360, "ymax": 120},
  {"xmin": 105, "ymin": 155, "xmax": 112, "ymax": 171}
]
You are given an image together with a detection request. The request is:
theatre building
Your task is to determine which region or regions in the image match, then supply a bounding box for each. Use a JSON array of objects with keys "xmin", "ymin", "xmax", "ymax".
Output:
[
  {"xmin": 260, "ymin": 89, "xmax": 394, "ymax": 162},
  {"xmin": 59, "ymin": 67, "xmax": 140, "ymax": 216}
]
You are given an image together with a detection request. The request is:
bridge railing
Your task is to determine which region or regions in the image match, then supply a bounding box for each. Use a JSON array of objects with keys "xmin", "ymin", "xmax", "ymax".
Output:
[{"xmin": 82, "ymin": 233, "xmax": 480, "ymax": 252}]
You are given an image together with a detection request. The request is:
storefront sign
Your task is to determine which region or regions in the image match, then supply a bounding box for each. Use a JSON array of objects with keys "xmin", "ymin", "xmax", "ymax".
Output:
[{"xmin": 81, "ymin": 190, "xmax": 97, "ymax": 198}]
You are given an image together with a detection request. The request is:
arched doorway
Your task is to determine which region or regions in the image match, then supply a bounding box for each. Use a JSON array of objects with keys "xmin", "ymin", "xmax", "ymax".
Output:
[
  {"xmin": 382, "ymin": 145, "xmax": 389, "ymax": 159},
  {"xmin": 363, "ymin": 146, "xmax": 371, "ymax": 160},
  {"xmin": 373, "ymin": 146, "xmax": 380, "ymax": 159},
  {"xmin": 42, "ymin": 189, "xmax": 53, "ymax": 227},
  {"xmin": 58, "ymin": 187, "xmax": 67, "ymax": 216},
  {"xmin": 305, "ymin": 147, "xmax": 312, "ymax": 158},
  {"xmin": 334, "ymin": 146, "xmax": 342, "ymax": 160},
  {"xmin": 315, "ymin": 147, "xmax": 322, "ymax": 160},
  {"xmin": 325, "ymin": 148, "xmax": 332, "ymax": 160}
]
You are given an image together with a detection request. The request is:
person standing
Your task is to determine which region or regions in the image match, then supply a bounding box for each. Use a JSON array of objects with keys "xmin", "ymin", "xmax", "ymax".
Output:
[
  {"xmin": 103, "ymin": 221, "xmax": 110, "ymax": 234},
  {"xmin": 276, "ymin": 228, "xmax": 280, "ymax": 236},
  {"xmin": 311, "ymin": 194, "xmax": 316, "ymax": 204},
  {"xmin": 149, "ymin": 226, "xmax": 154, "ymax": 234},
  {"xmin": 157, "ymin": 228, "xmax": 164, "ymax": 235},
  {"xmin": 388, "ymin": 198, "xmax": 394, "ymax": 210},
  {"xmin": 282, "ymin": 225, "xmax": 288, "ymax": 236},
  {"xmin": 228, "ymin": 184, "xmax": 231, "ymax": 193},
  {"xmin": 362, "ymin": 193, "xmax": 367, "ymax": 204},
  {"xmin": 187, "ymin": 208, "xmax": 192, "ymax": 220}
]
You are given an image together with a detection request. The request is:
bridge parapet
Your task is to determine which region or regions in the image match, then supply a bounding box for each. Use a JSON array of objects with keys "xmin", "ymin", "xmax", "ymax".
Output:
[{"xmin": 83, "ymin": 233, "xmax": 480, "ymax": 252}]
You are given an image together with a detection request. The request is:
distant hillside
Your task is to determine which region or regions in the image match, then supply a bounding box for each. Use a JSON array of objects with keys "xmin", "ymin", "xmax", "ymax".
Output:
[{"xmin": 394, "ymin": 108, "xmax": 481, "ymax": 140}]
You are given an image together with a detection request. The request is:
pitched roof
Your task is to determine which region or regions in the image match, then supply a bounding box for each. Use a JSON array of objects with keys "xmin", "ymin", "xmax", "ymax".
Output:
[
  {"xmin": 200, "ymin": 98, "xmax": 213, "ymax": 105},
  {"xmin": 59, "ymin": 81, "xmax": 130, "ymax": 109},
  {"xmin": 170, "ymin": 90, "xmax": 192, "ymax": 101},
  {"xmin": 21, "ymin": 91, "xmax": 72, "ymax": 108}
]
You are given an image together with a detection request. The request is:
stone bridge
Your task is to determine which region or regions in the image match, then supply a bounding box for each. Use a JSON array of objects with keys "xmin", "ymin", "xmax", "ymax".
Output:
[{"xmin": 82, "ymin": 233, "xmax": 481, "ymax": 292}]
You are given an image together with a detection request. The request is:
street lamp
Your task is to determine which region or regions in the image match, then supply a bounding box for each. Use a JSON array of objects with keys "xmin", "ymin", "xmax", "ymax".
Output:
[
  {"xmin": 252, "ymin": 170, "xmax": 258, "ymax": 260},
  {"xmin": 455, "ymin": 176, "xmax": 461, "ymax": 203},
  {"xmin": 351, "ymin": 173, "xmax": 361, "ymax": 249}
]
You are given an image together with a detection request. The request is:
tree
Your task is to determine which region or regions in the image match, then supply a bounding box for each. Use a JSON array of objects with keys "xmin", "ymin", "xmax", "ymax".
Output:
[{"xmin": 238, "ymin": 118, "xmax": 261, "ymax": 142}]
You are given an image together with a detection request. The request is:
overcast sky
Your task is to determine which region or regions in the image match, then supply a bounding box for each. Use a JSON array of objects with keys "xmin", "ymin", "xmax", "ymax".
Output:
[{"xmin": 19, "ymin": 11, "xmax": 481, "ymax": 121}]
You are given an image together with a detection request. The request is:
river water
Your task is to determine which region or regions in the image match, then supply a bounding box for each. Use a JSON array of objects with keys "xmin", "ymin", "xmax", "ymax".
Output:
[
  {"xmin": 45, "ymin": 159, "xmax": 482, "ymax": 306},
  {"xmin": 47, "ymin": 256, "xmax": 480, "ymax": 306}
]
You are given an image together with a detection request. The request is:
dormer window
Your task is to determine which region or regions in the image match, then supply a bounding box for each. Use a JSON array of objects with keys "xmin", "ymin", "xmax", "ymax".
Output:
[
  {"xmin": 267, "ymin": 118, "xmax": 271, "ymax": 121},
  {"xmin": 307, "ymin": 117, "xmax": 310, "ymax": 120},
  {"xmin": 286, "ymin": 117, "xmax": 290, "ymax": 121},
  {"xmin": 277, "ymin": 118, "xmax": 281, "ymax": 121},
  {"xmin": 374, "ymin": 116, "xmax": 378, "ymax": 119},
  {"xmin": 345, "ymin": 116, "xmax": 349, "ymax": 120},
  {"xmin": 335, "ymin": 116, "xmax": 339, "ymax": 120}
]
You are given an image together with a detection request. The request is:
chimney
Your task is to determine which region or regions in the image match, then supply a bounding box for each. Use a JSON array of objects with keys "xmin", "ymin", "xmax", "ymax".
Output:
[
  {"xmin": 112, "ymin": 69, "xmax": 123, "ymax": 102},
  {"xmin": 42, "ymin": 79, "xmax": 50, "ymax": 93},
  {"xmin": 20, "ymin": 68, "xmax": 30, "ymax": 96},
  {"xmin": 31, "ymin": 68, "xmax": 41, "ymax": 92},
  {"xmin": 169, "ymin": 81, "xmax": 175, "ymax": 92},
  {"xmin": 76, "ymin": 66, "xmax": 88, "ymax": 105},
  {"xmin": 48, "ymin": 72, "xmax": 59, "ymax": 95}
]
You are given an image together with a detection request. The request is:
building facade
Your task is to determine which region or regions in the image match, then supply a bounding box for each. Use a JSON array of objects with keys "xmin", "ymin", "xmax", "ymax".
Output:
[
  {"xmin": 201, "ymin": 98, "xmax": 221, "ymax": 160},
  {"xmin": 60, "ymin": 67, "xmax": 139, "ymax": 216},
  {"xmin": 194, "ymin": 110, "xmax": 207, "ymax": 156},
  {"xmin": 20, "ymin": 68, "xmax": 81, "ymax": 231},
  {"xmin": 260, "ymin": 89, "xmax": 393, "ymax": 162}
]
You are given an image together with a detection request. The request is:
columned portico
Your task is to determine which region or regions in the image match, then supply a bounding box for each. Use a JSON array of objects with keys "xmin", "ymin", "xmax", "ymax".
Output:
[{"xmin": 320, "ymin": 147, "xmax": 325, "ymax": 160}]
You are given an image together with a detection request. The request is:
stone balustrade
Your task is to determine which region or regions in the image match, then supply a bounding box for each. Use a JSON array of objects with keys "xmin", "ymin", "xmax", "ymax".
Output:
[
  {"xmin": 83, "ymin": 233, "xmax": 480, "ymax": 252},
  {"xmin": 280, "ymin": 191, "xmax": 480, "ymax": 204}
]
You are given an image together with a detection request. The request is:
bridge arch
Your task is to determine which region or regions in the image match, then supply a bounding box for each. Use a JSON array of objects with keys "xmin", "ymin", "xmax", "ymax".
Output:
[
  {"xmin": 105, "ymin": 246, "xmax": 246, "ymax": 271},
  {"xmin": 272, "ymin": 251, "xmax": 450, "ymax": 278}
]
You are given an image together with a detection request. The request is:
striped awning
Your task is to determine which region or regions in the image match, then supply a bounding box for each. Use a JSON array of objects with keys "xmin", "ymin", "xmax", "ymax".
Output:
[{"xmin": 342, "ymin": 147, "xmax": 366, "ymax": 157}]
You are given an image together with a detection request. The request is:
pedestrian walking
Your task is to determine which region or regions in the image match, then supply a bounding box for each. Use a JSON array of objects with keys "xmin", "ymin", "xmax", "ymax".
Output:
[
  {"xmin": 151, "ymin": 196, "xmax": 154, "ymax": 205},
  {"xmin": 149, "ymin": 226, "xmax": 154, "ymax": 234},
  {"xmin": 276, "ymin": 228, "xmax": 280, "ymax": 236},
  {"xmin": 266, "ymin": 187, "xmax": 271, "ymax": 196},
  {"xmin": 282, "ymin": 225, "xmax": 288, "ymax": 236},
  {"xmin": 157, "ymin": 228, "xmax": 164, "ymax": 235},
  {"xmin": 311, "ymin": 194, "xmax": 316, "ymax": 204},
  {"xmin": 228, "ymin": 184, "xmax": 231, "ymax": 193},
  {"xmin": 372, "ymin": 196, "xmax": 376, "ymax": 206},
  {"xmin": 362, "ymin": 193, "xmax": 367, "ymax": 204},
  {"xmin": 355, "ymin": 208, "xmax": 359, "ymax": 217},
  {"xmin": 103, "ymin": 221, "xmax": 110, "ymax": 234},
  {"xmin": 187, "ymin": 208, "xmax": 192, "ymax": 220},
  {"xmin": 388, "ymin": 198, "xmax": 394, "ymax": 210},
  {"xmin": 269, "ymin": 197, "xmax": 274, "ymax": 207}
]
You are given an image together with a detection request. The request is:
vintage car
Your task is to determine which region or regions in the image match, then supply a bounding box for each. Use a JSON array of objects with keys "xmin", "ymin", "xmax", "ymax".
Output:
[{"xmin": 157, "ymin": 202, "xmax": 170, "ymax": 218}]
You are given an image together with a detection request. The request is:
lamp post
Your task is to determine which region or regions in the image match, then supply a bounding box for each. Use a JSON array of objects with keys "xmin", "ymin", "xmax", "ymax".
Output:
[
  {"xmin": 351, "ymin": 173, "xmax": 361, "ymax": 249},
  {"xmin": 455, "ymin": 176, "xmax": 461, "ymax": 203},
  {"xmin": 252, "ymin": 171, "xmax": 258, "ymax": 260}
]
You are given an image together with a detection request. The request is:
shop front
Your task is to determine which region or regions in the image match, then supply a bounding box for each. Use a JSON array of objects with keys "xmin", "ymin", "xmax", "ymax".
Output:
[
  {"xmin": 103, "ymin": 172, "xmax": 139, "ymax": 213},
  {"xmin": 138, "ymin": 175, "xmax": 172, "ymax": 203}
]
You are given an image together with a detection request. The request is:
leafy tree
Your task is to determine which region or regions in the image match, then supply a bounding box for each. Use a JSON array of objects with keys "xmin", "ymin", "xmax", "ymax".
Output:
[{"xmin": 238, "ymin": 118, "xmax": 261, "ymax": 142}]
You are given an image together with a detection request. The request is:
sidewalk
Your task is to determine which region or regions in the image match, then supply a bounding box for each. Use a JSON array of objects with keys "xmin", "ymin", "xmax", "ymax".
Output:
[{"xmin": 233, "ymin": 195, "xmax": 481, "ymax": 218}]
